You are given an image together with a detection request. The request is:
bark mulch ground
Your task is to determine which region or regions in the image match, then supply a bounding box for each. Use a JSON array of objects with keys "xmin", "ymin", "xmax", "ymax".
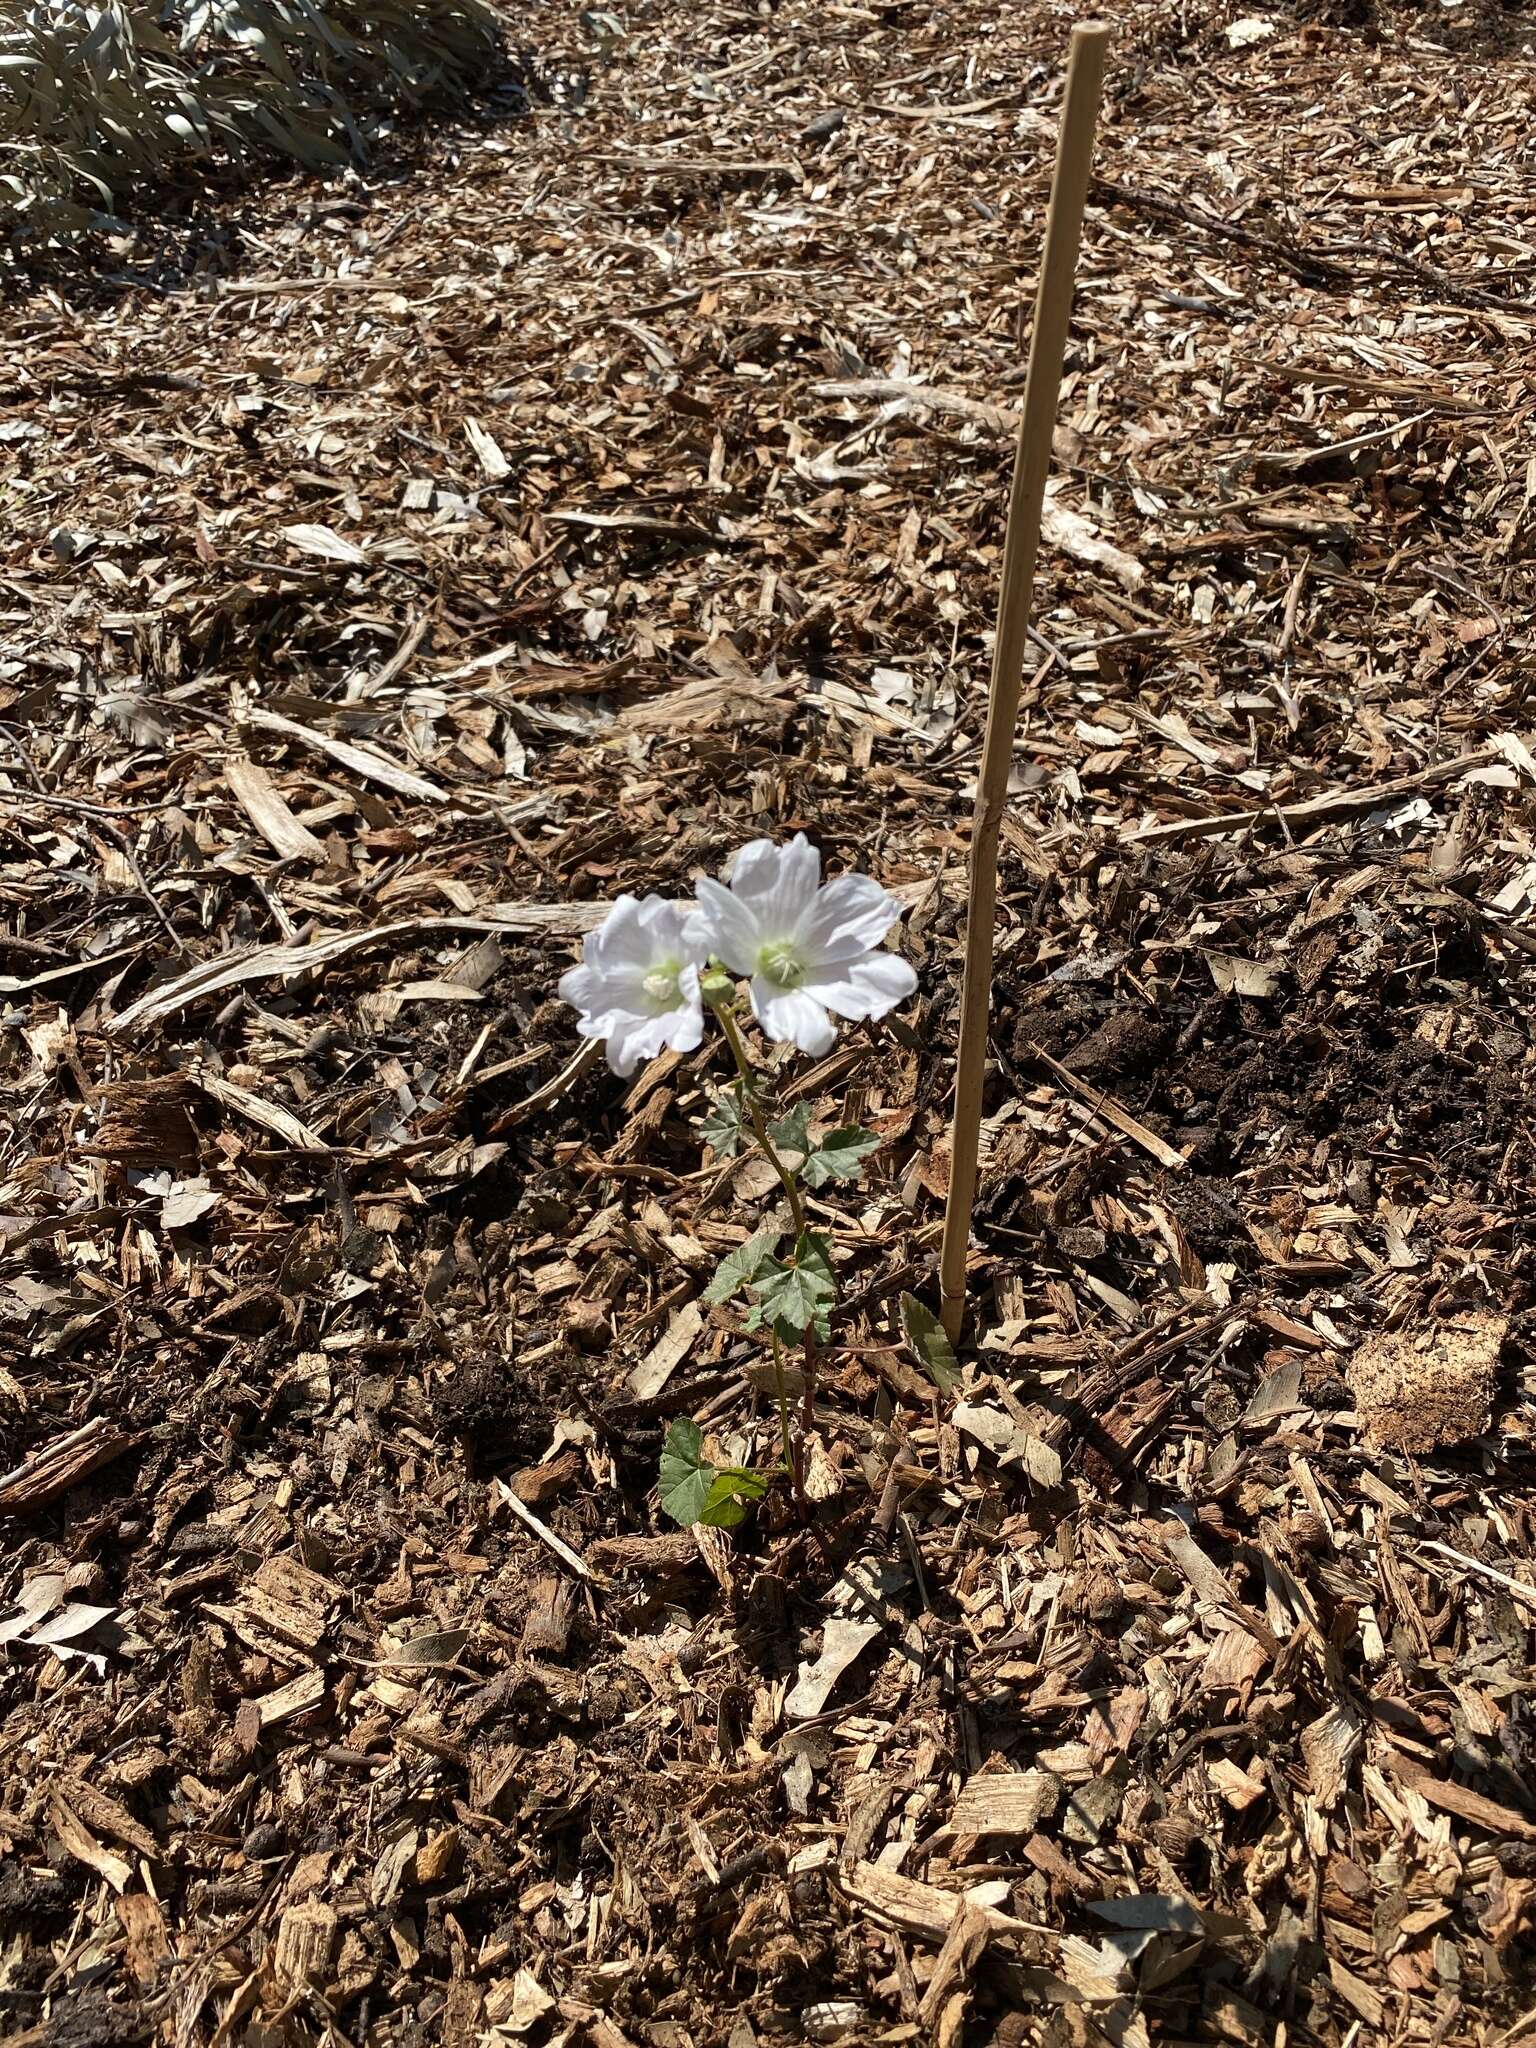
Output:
[{"xmin": 2, "ymin": 0, "xmax": 1536, "ymax": 2042}]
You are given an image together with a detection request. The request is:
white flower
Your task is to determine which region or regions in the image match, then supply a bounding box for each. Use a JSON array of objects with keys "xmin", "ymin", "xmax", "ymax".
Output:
[
  {"xmin": 559, "ymin": 895, "xmax": 707, "ymax": 1076},
  {"xmin": 691, "ymin": 834, "xmax": 917, "ymax": 1055}
]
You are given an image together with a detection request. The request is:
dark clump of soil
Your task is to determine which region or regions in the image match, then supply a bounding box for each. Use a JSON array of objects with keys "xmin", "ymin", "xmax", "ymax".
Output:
[
  {"xmin": 1062, "ymin": 1005, "xmax": 1173, "ymax": 1082},
  {"xmin": 40, "ymin": 1992, "xmax": 153, "ymax": 2048},
  {"xmin": 0, "ymin": 1863, "xmax": 75, "ymax": 1934},
  {"xmin": 432, "ymin": 1353, "xmax": 559, "ymax": 1465},
  {"xmin": 1156, "ymin": 1168, "xmax": 1247, "ymax": 1258}
]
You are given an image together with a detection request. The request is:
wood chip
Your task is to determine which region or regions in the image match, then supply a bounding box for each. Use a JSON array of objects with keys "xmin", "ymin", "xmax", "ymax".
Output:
[
  {"xmin": 836, "ymin": 1861, "xmax": 1037, "ymax": 1941},
  {"xmin": 224, "ymin": 752, "xmax": 328, "ymax": 861},
  {"xmin": 0, "ymin": 1420, "xmax": 139, "ymax": 1517},
  {"xmin": 269, "ymin": 1899, "xmax": 338, "ymax": 1992},
  {"xmin": 1386, "ymin": 1751, "xmax": 1536, "ymax": 1840},
  {"xmin": 1348, "ymin": 1313, "xmax": 1505, "ymax": 1451},
  {"xmin": 627, "ymin": 1299, "xmax": 704, "ymax": 1399},
  {"xmin": 952, "ymin": 1771, "xmax": 1062, "ymax": 1836}
]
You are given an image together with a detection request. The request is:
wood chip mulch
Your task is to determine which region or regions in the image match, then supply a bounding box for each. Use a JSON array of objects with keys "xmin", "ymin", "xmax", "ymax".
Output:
[{"xmin": 2, "ymin": 0, "xmax": 1535, "ymax": 2042}]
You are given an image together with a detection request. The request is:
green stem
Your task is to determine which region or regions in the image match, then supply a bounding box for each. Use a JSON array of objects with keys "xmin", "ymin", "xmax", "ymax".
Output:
[
  {"xmin": 800, "ymin": 1332, "xmax": 817, "ymax": 1488},
  {"xmin": 712, "ymin": 994, "xmax": 820, "ymax": 1528},
  {"xmin": 716, "ymin": 1003, "xmax": 806, "ymax": 1235},
  {"xmin": 770, "ymin": 1331, "xmax": 801, "ymax": 1493}
]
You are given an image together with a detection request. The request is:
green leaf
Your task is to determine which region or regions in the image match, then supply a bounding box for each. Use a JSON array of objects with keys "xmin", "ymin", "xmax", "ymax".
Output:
[
  {"xmin": 900, "ymin": 1292, "xmax": 961, "ymax": 1394},
  {"xmin": 703, "ymin": 1222, "xmax": 781, "ymax": 1306},
  {"xmin": 802, "ymin": 1125, "xmax": 881, "ymax": 1189},
  {"xmin": 700, "ymin": 1087, "xmax": 747, "ymax": 1159},
  {"xmin": 698, "ymin": 1484, "xmax": 747, "ymax": 1529},
  {"xmin": 659, "ymin": 1421, "xmax": 769, "ymax": 1529},
  {"xmin": 767, "ymin": 1102, "xmax": 811, "ymax": 1160},
  {"xmin": 699, "ymin": 1466, "xmax": 769, "ymax": 1528},
  {"xmin": 796, "ymin": 1229, "xmax": 836, "ymax": 1290},
  {"xmin": 658, "ymin": 1418, "xmax": 716, "ymax": 1526},
  {"xmin": 742, "ymin": 1269, "xmax": 783, "ymax": 1334},
  {"xmin": 751, "ymin": 1231, "xmax": 836, "ymax": 1343}
]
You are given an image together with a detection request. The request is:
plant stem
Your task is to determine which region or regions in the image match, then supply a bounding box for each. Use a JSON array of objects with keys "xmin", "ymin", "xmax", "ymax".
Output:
[
  {"xmin": 800, "ymin": 1332, "xmax": 817, "ymax": 1491},
  {"xmin": 713, "ymin": 997, "xmax": 821, "ymax": 1528},
  {"xmin": 770, "ymin": 1330, "xmax": 811, "ymax": 1515},
  {"xmin": 716, "ymin": 1003, "xmax": 806, "ymax": 1235},
  {"xmin": 769, "ymin": 1333, "xmax": 795, "ymax": 1476}
]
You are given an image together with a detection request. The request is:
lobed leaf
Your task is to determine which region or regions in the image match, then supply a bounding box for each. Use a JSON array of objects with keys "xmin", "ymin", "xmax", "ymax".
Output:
[
  {"xmin": 658, "ymin": 1419, "xmax": 768, "ymax": 1528},
  {"xmin": 698, "ymin": 1465, "xmax": 769, "ymax": 1528},
  {"xmin": 703, "ymin": 1222, "xmax": 781, "ymax": 1306},
  {"xmin": 766, "ymin": 1102, "xmax": 810, "ymax": 1160},
  {"xmin": 699, "ymin": 1086, "xmax": 747, "ymax": 1159},
  {"xmin": 801, "ymin": 1126, "xmax": 881, "ymax": 1188},
  {"xmin": 750, "ymin": 1231, "xmax": 836, "ymax": 1343},
  {"xmin": 658, "ymin": 1417, "xmax": 715, "ymax": 1526}
]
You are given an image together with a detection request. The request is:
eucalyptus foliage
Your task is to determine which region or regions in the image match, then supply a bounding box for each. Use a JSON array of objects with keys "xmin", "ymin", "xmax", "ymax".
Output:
[{"xmin": 0, "ymin": 0, "xmax": 503, "ymax": 244}]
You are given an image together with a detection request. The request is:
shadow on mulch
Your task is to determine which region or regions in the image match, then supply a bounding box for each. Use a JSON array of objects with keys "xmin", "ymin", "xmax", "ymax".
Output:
[{"xmin": 993, "ymin": 840, "xmax": 1535, "ymax": 1291}]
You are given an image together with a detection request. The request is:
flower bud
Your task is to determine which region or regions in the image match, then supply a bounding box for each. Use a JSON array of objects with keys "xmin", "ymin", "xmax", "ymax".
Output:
[{"xmin": 699, "ymin": 966, "xmax": 736, "ymax": 1010}]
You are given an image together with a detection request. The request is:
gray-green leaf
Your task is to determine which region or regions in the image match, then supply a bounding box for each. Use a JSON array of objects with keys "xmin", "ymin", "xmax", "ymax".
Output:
[
  {"xmin": 700, "ymin": 1088, "xmax": 747, "ymax": 1158},
  {"xmin": 767, "ymin": 1102, "xmax": 811, "ymax": 1160},
  {"xmin": 752, "ymin": 1231, "xmax": 836, "ymax": 1342},
  {"xmin": 802, "ymin": 1126, "xmax": 881, "ymax": 1189},
  {"xmin": 900, "ymin": 1292, "xmax": 961, "ymax": 1393},
  {"xmin": 703, "ymin": 1223, "xmax": 781, "ymax": 1306}
]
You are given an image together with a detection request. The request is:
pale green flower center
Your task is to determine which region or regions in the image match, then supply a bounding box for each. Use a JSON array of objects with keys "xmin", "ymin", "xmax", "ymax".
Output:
[
  {"xmin": 641, "ymin": 961, "xmax": 684, "ymax": 1012},
  {"xmin": 756, "ymin": 940, "xmax": 806, "ymax": 991}
]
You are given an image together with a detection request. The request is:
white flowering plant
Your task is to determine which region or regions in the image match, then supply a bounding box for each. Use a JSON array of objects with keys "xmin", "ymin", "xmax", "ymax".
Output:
[{"xmin": 559, "ymin": 835, "xmax": 918, "ymax": 1529}]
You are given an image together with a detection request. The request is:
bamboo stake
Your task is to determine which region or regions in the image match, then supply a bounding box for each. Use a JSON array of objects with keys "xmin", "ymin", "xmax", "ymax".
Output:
[{"xmin": 939, "ymin": 23, "xmax": 1111, "ymax": 1343}]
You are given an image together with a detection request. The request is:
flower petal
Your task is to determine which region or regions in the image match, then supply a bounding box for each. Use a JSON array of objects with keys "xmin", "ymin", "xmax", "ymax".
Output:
[
  {"xmin": 558, "ymin": 960, "xmax": 594, "ymax": 1006},
  {"xmin": 560, "ymin": 956, "xmax": 649, "ymax": 1025},
  {"xmin": 602, "ymin": 998, "xmax": 705, "ymax": 1076},
  {"xmin": 665, "ymin": 1000, "xmax": 706, "ymax": 1056},
  {"xmin": 558, "ymin": 960, "xmax": 611, "ymax": 1017},
  {"xmin": 587, "ymin": 894, "xmax": 654, "ymax": 972},
  {"xmin": 725, "ymin": 838, "xmax": 784, "ymax": 898},
  {"xmin": 794, "ymin": 872, "xmax": 905, "ymax": 966},
  {"xmin": 802, "ymin": 951, "xmax": 917, "ymax": 1022},
  {"xmin": 691, "ymin": 876, "xmax": 763, "ymax": 975},
  {"xmin": 636, "ymin": 895, "xmax": 707, "ymax": 963},
  {"xmin": 675, "ymin": 962, "xmax": 703, "ymax": 1007},
  {"xmin": 603, "ymin": 1011, "xmax": 670, "ymax": 1076},
  {"xmin": 749, "ymin": 978, "xmax": 837, "ymax": 1055},
  {"xmin": 727, "ymin": 833, "xmax": 822, "ymax": 934}
]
